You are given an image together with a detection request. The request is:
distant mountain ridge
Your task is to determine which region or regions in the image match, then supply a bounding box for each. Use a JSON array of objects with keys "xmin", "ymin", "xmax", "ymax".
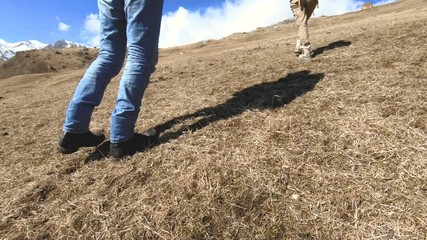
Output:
[
  {"xmin": 0, "ymin": 39, "xmax": 88, "ymax": 61},
  {"xmin": 44, "ymin": 39, "xmax": 88, "ymax": 50},
  {"xmin": 0, "ymin": 39, "xmax": 46, "ymax": 61}
]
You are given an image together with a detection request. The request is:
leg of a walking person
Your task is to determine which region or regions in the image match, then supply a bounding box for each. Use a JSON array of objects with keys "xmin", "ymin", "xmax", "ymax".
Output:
[
  {"xmin": 63, "ymin": 0, "xmax": 127, "ymax": 134},
  {"xmin": 110, "ymin": 0, "xmax": 164, "ymax": 144},
  {"xmin": 58, "ymin": 0, "xmax": 127, "ymax": 154},
  {"xmin": 290, "ymin": 0, "xmax": 311, "ymax": 60},
  {"xmin": 296, "ymin": 9, "xmax": 309, "ymax": 45}
]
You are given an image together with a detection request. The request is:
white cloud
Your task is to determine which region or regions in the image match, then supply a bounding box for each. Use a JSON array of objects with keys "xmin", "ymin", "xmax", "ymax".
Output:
[
  {"xmin": 79, "ymin": 0, "xmax": 398, "ymax": 48},
  {"xmin": 58, "ymin": 22, "xmax": 71, "ymax": 32},
  {"xmin": 159, "ymin": 0, "xmax": 398, "ymax": 48},
  {"xmin": 81, "ymin": 13, "xmax": 101, "ymax": 47},
  {"xmin": 160, "ymin": 0, "xmax": 289, "ymax": 48},
  {"xmin": 84, "ymin": 13, "xmax": 101, "ymax": 34}
]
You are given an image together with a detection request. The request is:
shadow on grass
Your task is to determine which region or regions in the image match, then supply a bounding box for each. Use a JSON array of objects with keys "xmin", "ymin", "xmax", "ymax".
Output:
[
  {"xmin": 86, "ymin": 70, "xmax": 324, "ymax": 162},
  {"xmin": 155, "ymin": 70, "xmax": 324, "ymax": 143},
  {"xmin": 312, "ymin": 40, "xmax": 352, "ymax": 58}
]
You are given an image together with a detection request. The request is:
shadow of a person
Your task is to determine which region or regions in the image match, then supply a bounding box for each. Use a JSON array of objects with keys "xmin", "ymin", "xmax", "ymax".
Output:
[
  {"xmin": 86, "ymin": 70, "xmax": 324, "ymax": 161},
  {"xmin": 154, "ymin": 70, "xmax": 324, "ymax": 144},
  {"xmin": 312, "ymin": 40, "xmax": 351, "ymax": 58}
]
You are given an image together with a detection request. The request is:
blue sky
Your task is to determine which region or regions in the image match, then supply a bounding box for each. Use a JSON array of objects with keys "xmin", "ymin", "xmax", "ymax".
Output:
[{"xmin": 0, "ymin": 0, "xmax": 397, "ymax": 48}]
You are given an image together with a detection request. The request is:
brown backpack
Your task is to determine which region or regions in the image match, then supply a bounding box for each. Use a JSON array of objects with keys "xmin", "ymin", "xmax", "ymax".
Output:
[{"xmin": 300, "ymin": 0, "xmax": 318, "ymax": 17}]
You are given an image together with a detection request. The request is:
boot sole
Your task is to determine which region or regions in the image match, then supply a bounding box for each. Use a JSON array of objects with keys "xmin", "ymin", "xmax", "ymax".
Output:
[
  {"xmin": 110, "ymin": 129, "xmax": 159, "ymax": 159},
  {"xmin": 57, "ymin": 144, "xmax": 78, "ymax": 154}
]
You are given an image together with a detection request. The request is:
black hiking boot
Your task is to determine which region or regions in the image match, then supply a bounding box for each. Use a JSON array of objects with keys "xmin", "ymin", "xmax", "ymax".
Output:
[
  {"xmin": 57, "ymin": 131, "xmax": 105, "ymax": 154},
  {"xmin": 110, "ymin": 128, "xmax": 159, "ymax": 159}
]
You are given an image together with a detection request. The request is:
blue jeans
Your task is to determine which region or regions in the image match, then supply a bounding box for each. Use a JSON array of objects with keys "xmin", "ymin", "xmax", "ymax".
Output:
[{"xmin": 63, "ymin": 0, "xmax": 164, "ymax": 143}]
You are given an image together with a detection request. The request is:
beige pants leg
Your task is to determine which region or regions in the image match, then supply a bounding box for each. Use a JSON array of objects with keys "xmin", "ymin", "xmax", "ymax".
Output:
[{"xmin": 290, "ymin": 0, "xmax": 317, "ymax": 46}]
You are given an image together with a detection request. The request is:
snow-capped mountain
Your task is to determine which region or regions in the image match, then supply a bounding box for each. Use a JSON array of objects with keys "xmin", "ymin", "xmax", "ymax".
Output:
[
  {"xmin": 0, "ymin": 39, "xmax": 48, "ymax": 61},
  {"xmin": 0, "ymin": 39, "xmax": 88, "ymax": 61},
  {"xmin": 0, "ymin": 50, "xmax": 15, "ymax": 61},
  {"xmin": 45, "ymin": 39, "xmax": 88, "ymax": 49},
  {"xmin": 10, "ymin": 40, "xmax": 47, "ymax": 52}
]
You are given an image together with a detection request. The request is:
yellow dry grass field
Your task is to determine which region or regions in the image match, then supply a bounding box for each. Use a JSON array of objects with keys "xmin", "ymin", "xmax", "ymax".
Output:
[{"xmin": 0, "ymin": 0, "xmax": 426, "ymax": 239}]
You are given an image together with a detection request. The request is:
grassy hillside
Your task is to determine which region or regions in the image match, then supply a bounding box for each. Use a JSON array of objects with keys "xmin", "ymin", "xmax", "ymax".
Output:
[
  {"xmin": 0, "ymin": 48, "xmax": 97, "ymax": 79},
  {"xmin": 0, "ymin": 0, "xmax": 426, "ymax": 239}
]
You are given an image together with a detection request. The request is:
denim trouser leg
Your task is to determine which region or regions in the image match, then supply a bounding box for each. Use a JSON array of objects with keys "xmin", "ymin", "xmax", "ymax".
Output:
[
  {"xmin": 110, "ymin": 0, "xmax": 164, "ymax": 143},
  {"xmin": 63, "ymin": 0, "xmax": 127, "ymax": 133},
  {"xmin": 63, "ymin": 0, "xmax": 163, "ymax": 143}
]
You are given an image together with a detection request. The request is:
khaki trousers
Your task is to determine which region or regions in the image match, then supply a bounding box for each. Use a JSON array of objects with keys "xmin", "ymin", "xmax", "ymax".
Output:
[{"xmin": 290, "ymin": 0, "xmax": 318, "ymax": 45}]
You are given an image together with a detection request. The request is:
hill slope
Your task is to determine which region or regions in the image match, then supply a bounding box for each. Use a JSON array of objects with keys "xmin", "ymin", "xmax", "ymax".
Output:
[
  {"xmin": 0, "ymin": 0, "xmax": 426, "ymax": 239},
  {"xmin": 0, "ymin": 48, "xmax": 97, "ymax": 79}
]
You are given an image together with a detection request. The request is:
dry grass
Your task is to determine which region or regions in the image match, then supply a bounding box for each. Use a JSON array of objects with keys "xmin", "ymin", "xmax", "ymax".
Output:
[
  {"xmin": 0, "ymin": 0, "xmax": 426, "ymax": 239},
  {"xmin": 0, "ymin": 48, "xmax": 97, "ymax": 79}
]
